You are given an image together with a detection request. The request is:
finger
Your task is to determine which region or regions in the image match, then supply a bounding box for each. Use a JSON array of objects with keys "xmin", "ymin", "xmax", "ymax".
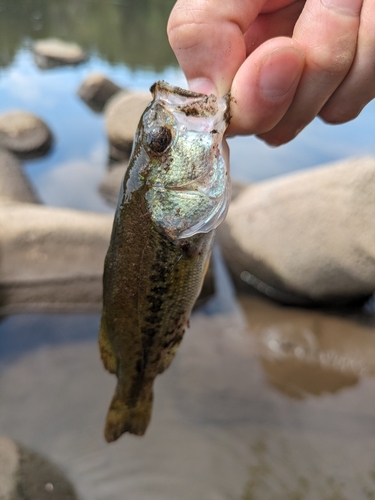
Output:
[
  {"xmin": 259, "ymin": 0, "xmax": 363, "ymax": 145},
  {"xmin": 244, "ymin": 0, "xmax": 305, "ymax": 54},
  {"xmin": 228, "ymin": 37, "xmax": 305, "ymax": 136},
  {"xmin": 167, "ymin": 0, "xmax": 263, "ymax": 95},
  {"xmin": 320, "ymin": 0, "xmax": 375, "ymax": 123}
]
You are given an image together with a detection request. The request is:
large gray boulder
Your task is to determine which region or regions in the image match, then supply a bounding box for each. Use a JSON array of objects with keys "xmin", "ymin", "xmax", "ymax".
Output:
[
  {"xmin": 0, "ymin": 148, "xmax": 39, "ymax": 203},
  {"xmin": 33, "ymin": 38, "xmax": 87, "ymax": 68},
  {"xmin": 217, "ymin": 156, "xmax": 375, "ymax": 304},
  {"xmin": 105, "ymin": 90, "xmax": 151, "ymax": 160},
  {"xmin": 0, "ymin": 111, "xmax": 52, "ymax": 158},
  {"xmin": 78, "ymin": 73, "xmax": 123, "ymax": 111},
  {"xmin": 0, "ymin": 435, "xmax": 78, "ymax": 500},
  {"xmin": 0, "ymin": 202, "xmax": 113, "ymax": 314}
]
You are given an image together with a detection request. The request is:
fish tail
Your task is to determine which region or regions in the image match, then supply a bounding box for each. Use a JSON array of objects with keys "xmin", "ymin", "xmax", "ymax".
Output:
[
  {"xmin": 99, "ymin": 316, "xmax": 117, "ymax": 374},
  {"xmin": 104, "ymin": 387, "xmax": 153, "ymax": 442}
]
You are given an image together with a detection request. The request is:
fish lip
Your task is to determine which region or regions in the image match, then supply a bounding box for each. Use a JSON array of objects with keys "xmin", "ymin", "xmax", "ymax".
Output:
[
  {"xmin": 150, "ymin": 80, "xmax": 230, "ymax": 123},
  {"xmin": 150, "ymin": 80, "xmax": 210, "ymax": 100}
]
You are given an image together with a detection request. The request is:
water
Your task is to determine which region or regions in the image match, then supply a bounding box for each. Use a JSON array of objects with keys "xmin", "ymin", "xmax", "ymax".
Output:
[{"xmin": 0, "ymin": 1, "xmax": 375, "ymax": 499}]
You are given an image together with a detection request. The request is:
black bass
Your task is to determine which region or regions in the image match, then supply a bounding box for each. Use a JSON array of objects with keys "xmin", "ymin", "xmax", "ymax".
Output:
[{"xmin": 99, "ymin": 81, "xmax": 230, "ymax": 442}]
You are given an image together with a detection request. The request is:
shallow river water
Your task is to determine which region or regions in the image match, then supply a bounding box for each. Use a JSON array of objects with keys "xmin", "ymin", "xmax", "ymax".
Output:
[{"xmin": 0, "ymin": 1, "xmax": 375, "ymax": 499}]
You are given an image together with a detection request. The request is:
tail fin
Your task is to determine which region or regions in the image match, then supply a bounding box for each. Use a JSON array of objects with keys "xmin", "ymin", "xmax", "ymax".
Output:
[{"xmin": 104, "ymin": 387, "xmax": 153, "ymax": 442}]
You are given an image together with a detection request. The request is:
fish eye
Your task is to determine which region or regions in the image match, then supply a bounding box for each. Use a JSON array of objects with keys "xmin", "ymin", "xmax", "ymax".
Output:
[{"xmin": 146, "ymin": 126, "xmax": 172, "ymax": 154}]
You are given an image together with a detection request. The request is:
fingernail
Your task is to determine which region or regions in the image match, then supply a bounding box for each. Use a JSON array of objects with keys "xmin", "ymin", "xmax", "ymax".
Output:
[
  {"xmin": 187, "ymin": 78, "xmax": 217, "ymax": 96},
  {"xmin": 259, "ymin": 48, "xmax": 304, "ymax": 100},
  {"xmin": 321, "ymin": 0, "xmax": 362, "ymax": 16}
]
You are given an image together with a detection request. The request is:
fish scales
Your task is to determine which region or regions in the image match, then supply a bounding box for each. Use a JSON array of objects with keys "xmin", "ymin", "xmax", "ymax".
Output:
[{"xmin": 99, "ymin": 81, "xmax": 230, "ymax": 442}]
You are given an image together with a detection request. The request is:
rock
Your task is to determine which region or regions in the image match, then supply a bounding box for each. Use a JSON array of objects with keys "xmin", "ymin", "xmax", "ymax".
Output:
[
  {"xmin": 0, "ymin": 202, "xmax": 113, "ymax": 314},
  {"xmin": 99, "ymin": 162, "xmax": 128, "ymax": 206},
  {"xmin": 217, "ymin": 156, "xmax": 375, "ymax": 305},
  {"xmin": 78, "ymin": 73, "xmax": 123, "ymax": 111},
  {"xmin": 0, "ymin": 435, "xmax": 78, "ymax": 500},
  {"xmin": 0, "ymin": 148, "xmax": 39, "ymax": 203},
  {"xmin": 0, "ymin": 111, "xmax": 52, "ymax": 158},
  {"xmin": 33, "ymin": 38, "xmax": 86, "ymax": 68},
  {"xmin": 105, "ymin": 90, "xmax": 151, "ymax": 159}
]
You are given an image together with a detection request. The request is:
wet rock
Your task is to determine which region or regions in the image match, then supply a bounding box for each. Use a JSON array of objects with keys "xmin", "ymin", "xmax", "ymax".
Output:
[
  {"xmin": 99, "ymin": 162, "xmax": 128, "ymax": 206},
  {"xmin": 105, "ymin": 90, "xmax": 151, "ymax": 160},
  {"xmin": 0, "ymin": 202, "xmax": 113, "ymax": 314},
  {"xmin": 0, "ymin": 435, "xmax": 78, "ymax": 500},
  {"xmin": 0, "ymin": 111, "xmax": 52, "ymax": 158},
  {"xmin": 0, "ymin": 148, "xmax": 39, "ymax": 203},
  {"xmin": 217, "ymin": 156, "xmax": 375, "ymax": 305},
  {"xmin": 78, "ymin": 73, "xmax": 123, "ymax": 111},
  {"xmin": 33, "ymin": 38, "xmax": 86, "ymax": 68}
]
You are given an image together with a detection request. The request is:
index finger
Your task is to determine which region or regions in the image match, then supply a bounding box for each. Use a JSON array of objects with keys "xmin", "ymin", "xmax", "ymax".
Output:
[{"xmin": 167, "ymin": 0, "xmax": 265, "ymax": 95}]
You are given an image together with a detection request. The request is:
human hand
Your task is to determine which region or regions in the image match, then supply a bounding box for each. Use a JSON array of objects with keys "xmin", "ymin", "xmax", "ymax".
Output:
[{"xmin": 167, "ymin": 0, "xmax": 373, "ymax": 145}]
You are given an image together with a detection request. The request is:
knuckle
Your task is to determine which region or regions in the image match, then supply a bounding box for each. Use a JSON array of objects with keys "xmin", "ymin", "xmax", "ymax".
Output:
[{"xmin": 308, "ymin": 44, "xmax": 354, "ymax": 76}]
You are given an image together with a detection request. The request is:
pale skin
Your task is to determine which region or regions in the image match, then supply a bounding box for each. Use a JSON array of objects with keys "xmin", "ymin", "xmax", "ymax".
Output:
[{"xmin": 167, "ymin": 0, "xmax": 375, "ymax": 145}]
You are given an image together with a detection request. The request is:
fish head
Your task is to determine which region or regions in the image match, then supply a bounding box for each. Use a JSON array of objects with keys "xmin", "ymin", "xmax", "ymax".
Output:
[{"xmin": 132, "ymin": 81, "xmax": 231, "ymax": 241}]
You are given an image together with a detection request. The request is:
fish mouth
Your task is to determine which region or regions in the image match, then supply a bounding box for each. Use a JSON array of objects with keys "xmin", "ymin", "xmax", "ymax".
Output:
[
  {"xmin": 150, "ymin": 80, "xmax": 230, "ymax": 122},
  {"xmin": 150, "ymin": 80, "xmax": 212, "ymax": 100}
]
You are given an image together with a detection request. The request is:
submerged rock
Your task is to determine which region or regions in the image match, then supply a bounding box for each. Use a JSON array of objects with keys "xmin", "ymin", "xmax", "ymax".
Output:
[
  {"xmin": 78, "ymin": 73, "xmax": 123, "ymax": 111},
  {"xmin": 0, "ymin": 435, "xmax": 78, "ymax": 500},
  {"xmin": 33, "ymin": 38, "xmax": 86, "ymax": 68},
  {"xmin": 0, "ymin": 111, "xmax": 52, "ymax": 158},
  {"xmin": 0, "ymin": 148, "xmax": 39, "ymax": 203},
  {"xmin": 217, "ymin": 156, "xmax": 375, "ymax": 305},
  {"xmin": 105, "ymin": 90, "xmax": 151, "ymax": 160}
]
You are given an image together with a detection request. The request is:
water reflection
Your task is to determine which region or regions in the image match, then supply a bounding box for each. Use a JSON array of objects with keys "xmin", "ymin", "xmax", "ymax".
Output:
[
  {"xmin": 0, "ymin": 291, "xmax": 374, "ymax": 499},
  {"xmin": 0, "ymin": 0, "xmax": 176, "ymax": 70},
  {"xmin": 239, "ymin": 295, "xmax": 375, "ymax": 398}
]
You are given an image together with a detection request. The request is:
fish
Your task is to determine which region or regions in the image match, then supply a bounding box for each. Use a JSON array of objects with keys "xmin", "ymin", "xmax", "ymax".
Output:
[{"xmin": 99, "ymin": 81, "xmax": 230, "ymax": 442}]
